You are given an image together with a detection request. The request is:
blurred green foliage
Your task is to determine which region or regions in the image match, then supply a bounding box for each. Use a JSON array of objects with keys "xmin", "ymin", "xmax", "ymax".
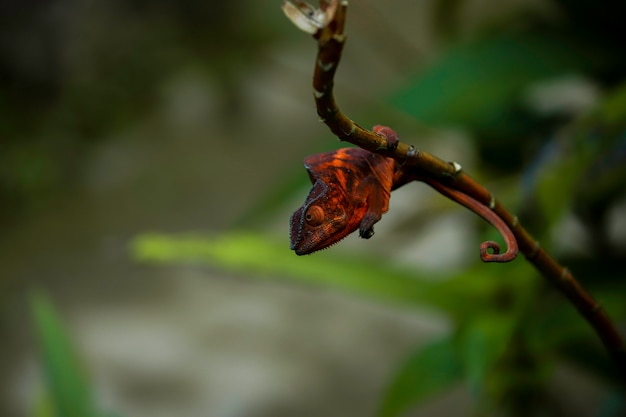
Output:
[
  {"xmin": 9, "ymin": 0, "xmax": 626, "ymax": 415},
  {"xmin": 129, "ymin": 0, "xmax": 626, "ymax": 415},
  {"xmin": 131, "ymin": 231, "xmax": 536, "ymax": 315},
  {"xmin": 30, "ymin": 291, "xmax": 121, "ymax": 417},
  {"xmin": 391, "ymin": 33, "xmax": 607, "ymax": 138},
  {"xmin": 378, "ymin": 336, "xmax": 463, "ymax": 417},
  {"xmin": 0, "ymin": 0, "xmax": 286, "ymax": 221},
  {"xmin": 404, "ymin": 0, "xmax": 626, "ymax": 174},
  {"xmin": 130, "ymin": 228, "xmax": 625, "ymax": 415}
]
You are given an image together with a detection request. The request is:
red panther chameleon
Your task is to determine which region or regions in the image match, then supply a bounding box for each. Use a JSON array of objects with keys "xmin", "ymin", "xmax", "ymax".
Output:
[{"xmin": 289, "ymin": 125, "xmax": 517, "ymax": 261}]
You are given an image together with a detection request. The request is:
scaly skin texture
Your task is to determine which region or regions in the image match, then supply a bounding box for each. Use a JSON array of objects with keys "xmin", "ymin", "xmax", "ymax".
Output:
[
  {"xmin": 289, "ymin": 126, "xmax": 398, "ymax": 255},
  {"xmin": 289, "ymin": 147, "xmax": 395, "ymax": 255}
]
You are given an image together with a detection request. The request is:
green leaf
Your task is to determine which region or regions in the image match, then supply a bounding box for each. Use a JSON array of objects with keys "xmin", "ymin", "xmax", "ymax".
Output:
[
  {"xmin": 534, "ymin": 84, "xmax": 626, "ymax": 225},
  {"xmin": 130, "ymin": 231, "xmax": 530, "ymax": 314},
  {"xmin": 30, "ymin": 291, "xmax": 99, "ymax": 417},
  {"xmin": 131, "ymin": 231, "xmax": 539, "ymax": 317},
  {"xmin": 390, "ymin": 33, "xmax": 605, "ymax": 136},
  {"xmin": 30, "ymin": 390, "xmax": 54, "ymax": 417},
  {"xmin": 377, "ymin": 336, "xmax": 463, "ymax": 417},
  {"xmin": 131, "ymin": 231, "xmax": 446, "ymax": 309},
  {"xmin": 594, "ymin": 82, "xmax": 626, "ymax": 127},
  {"xmin": 530, "ymin": 300, "xmax": 623, "ymax": 381},
  {"xmin": 533, "ymin": 156, "xmax": 583, "ymax": 227},
  {"xmin": 571, "ymin": 84, "xmax": 626, "ymax": 209},
  {"xmin": 460, "ymin": 313, "xmax": 516, "ymax": 397}
]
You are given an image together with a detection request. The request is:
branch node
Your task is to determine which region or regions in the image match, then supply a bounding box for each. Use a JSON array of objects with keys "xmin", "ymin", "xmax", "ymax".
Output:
[
  {"xmin": 511, "ymin": 216, "xmax": 519, "ymax": 228},
  {"xmin": 317, "ymin": 58, "xmax": 335, "ymax": 72},
  {"xmin": 402, "ymin": 146, "xmax": 419, "ymax": 165},
  {"xmin": 527, "ymin": 240, "xmax": 541, "ymax": 259},
  {"xmin": 313, "ymin": 88, "xmax": 326, "ymax": 98},
  {"xmin": 408, "ymin": 146, "xmax": 419, "ymax": 159},
  {"xmin": 592, "ymin": 302, "xmax": 604, "ymax": 314},
  {"xmin": 342, "ymin": 123, "xmax": 356, "ymax": 137},
  {"xmin": 332, "ymin": 34, "xmax": 346, "ymax": 43}
]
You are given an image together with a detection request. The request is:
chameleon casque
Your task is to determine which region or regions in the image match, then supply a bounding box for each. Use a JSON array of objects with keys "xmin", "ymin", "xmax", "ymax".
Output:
[{"xmin": 290, "ymin": 125, "xmax": 518, "ymax": 261}]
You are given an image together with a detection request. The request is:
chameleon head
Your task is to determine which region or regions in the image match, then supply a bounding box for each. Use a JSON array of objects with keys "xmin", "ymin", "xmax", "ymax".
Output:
[
  {"xmin": 289, "ymin": 180, "xmax": 356, "ymax": 255},
  {"xmin": 289, "ymin": 147, "xmax": 394, "ymax": 255}
]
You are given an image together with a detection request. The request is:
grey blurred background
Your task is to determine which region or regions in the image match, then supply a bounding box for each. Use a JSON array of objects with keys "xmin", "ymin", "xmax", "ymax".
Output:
[
  {"xmin": 1, "ymin": 1, "xmax": 444, "ymax": 416},
  {"xmin": 2, "ymin": 0, "xmax": 623, "ymax": 416}
]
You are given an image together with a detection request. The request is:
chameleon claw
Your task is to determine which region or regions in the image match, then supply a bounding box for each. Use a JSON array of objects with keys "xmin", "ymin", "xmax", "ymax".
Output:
[
  {"xmin": 359, "ymin": 226, "xmax": 375, "ymax": 239},
  {"xmin": 359, "ymin": 211, "xmax": 380, "ymax": 239}
]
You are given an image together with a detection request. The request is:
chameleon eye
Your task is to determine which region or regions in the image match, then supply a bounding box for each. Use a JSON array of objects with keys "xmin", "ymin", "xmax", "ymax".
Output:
[{"xmin": 305, "ymin": 205, "xmax": 324, "ymax": 226}]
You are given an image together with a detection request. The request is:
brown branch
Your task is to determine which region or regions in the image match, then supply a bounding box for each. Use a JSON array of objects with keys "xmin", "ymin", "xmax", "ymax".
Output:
[{"xmin": 282, "ymin": 0, "xmax": 626, "ymax": 379}]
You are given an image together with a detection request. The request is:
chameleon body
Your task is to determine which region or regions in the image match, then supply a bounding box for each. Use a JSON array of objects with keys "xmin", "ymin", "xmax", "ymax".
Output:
[
  {"xmin": 289, "ymin": 125, "xmax": 518, "ymax": 261},
  {"xmin": 290, "ymin": 126, "xmax": 400, "ymax": 255}
]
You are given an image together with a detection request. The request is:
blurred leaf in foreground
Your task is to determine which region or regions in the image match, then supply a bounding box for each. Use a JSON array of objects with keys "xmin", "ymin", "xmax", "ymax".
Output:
[
  {"xmin": 30, "ymin": 291, "xmax": 117, "ymax": 417},
  {"xmin": 131, "ymin": 231, "xmax": 440, "ymax": 308},
  {"xmin": 377, "ymin": 336, "xmax": 463, "ymax": 417},
  {"xmin": 390, "ymin": 33, "xmax": 607, "ymax": 138},
  {"xmin": 130, "ymin": 231, "xmax": 535, "ymax": 317},
  {"xmin": 460, "ymin": 313, "xmax": 517, "ymax": 398}
]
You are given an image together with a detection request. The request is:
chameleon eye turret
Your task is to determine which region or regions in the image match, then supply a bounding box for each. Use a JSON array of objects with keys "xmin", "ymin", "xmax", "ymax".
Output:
[{"xmin": 304, "ymin": 206, "xmax": 325, "ymax": 226}]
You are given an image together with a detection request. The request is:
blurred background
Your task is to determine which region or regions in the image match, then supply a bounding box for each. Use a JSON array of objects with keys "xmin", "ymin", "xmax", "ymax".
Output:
[{"xmin": 2, "ymin": 0, "xmax": 625, "ymax": 416}]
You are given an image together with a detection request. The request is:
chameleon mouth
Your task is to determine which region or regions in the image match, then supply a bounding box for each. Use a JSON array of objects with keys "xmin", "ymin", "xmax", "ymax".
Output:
[
  {"xmin": 292, "ymin": 235, "xmax": 339, "ymax": 255},
  {"xmin": 294, "ymin": 247, "xmax": 310, "ymax": 256},
  {"xmin": 290, "ymin": 212, "xmax": 347, "ymax": 255},
  {"xmin": 295, "ymin": 235, "xmax": 344, "ymax": 255}
]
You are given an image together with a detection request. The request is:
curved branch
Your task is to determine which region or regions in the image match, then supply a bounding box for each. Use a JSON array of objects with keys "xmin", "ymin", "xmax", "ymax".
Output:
[
  {"xmin": 282, "ymin": 0, "xmax": 626, "ymax": 379},
  {"xmin": 425, "ymin": 179, "xmax": 518, "ymax": 262}
]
